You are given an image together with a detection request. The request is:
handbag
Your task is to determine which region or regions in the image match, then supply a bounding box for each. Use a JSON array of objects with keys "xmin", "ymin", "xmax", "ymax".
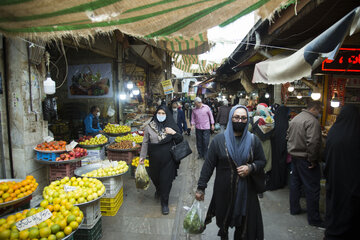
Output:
[
  {"xmin": 170, "ymin": 139, "xmax": 192, "ymax": 163},
  {"xmin": 248, "ymin": 133, "xmax": 266, "ymax": 193}
]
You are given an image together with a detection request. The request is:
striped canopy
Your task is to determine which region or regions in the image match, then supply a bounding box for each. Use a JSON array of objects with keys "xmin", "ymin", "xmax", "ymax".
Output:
[{"xmin": 0, "ymin": 0, "xmax": 280, "ymax": 41}]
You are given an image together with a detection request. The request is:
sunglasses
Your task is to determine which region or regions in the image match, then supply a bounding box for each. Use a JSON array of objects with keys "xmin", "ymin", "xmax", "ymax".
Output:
[{"xmin": 232, "ymin": 116, "xmax": 248, "ymax": 122}]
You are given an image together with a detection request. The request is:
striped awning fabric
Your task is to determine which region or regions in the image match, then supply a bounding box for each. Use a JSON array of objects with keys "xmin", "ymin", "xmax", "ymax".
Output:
[
  {"xmin": 171, "ymin": 52, "xmax": 221, "ymax": 73},
  {"xmin": 0, "ymin": 0, "xmax": 278, "ymax": 42}
]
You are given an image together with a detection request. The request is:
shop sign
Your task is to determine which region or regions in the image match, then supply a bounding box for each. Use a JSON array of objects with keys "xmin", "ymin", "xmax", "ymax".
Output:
[
  {"xmin": 322, "ymin": 48, "xmax": 360, "ymax": 73},
  {"xmin": 161, "ymin": 80, "xmax": 174, "ymax": 95}
]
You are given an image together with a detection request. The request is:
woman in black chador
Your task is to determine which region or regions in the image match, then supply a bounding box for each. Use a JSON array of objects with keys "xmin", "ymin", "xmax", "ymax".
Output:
[
  {"xmin": 196, "ymin": 105, "xmax": 266, "ymax": 240},
  {"xmin": 324, "ymin": 105, "xmax": 360, "ymax": 240},
  {"xmin": 268, "ymin": 105, "xmax": 290, "ymax": 190},
  {"xmin": 139, "ymin": 105, "xmax": 183, "ymax": 215}
]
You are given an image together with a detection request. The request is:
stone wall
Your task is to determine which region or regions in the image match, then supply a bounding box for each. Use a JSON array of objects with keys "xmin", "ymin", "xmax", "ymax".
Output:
[{"xmin": 4, "ymin": 38, "xmax": 48, "ymax": 193}]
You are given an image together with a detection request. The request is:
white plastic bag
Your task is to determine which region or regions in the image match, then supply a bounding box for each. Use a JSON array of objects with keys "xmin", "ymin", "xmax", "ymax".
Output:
[
  {"xmin": 183, "ymin": 200, "xmax": 205, "ymax": 234},
  {"xmin": 135, "ymin": 164, "xmax": 150, "ymax": 190}
]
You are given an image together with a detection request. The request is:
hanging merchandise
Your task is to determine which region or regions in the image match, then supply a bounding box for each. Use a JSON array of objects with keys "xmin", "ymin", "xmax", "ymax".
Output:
[{"xmin": 44, "ymin": 52, "xmax": 56, "ymax": 95}]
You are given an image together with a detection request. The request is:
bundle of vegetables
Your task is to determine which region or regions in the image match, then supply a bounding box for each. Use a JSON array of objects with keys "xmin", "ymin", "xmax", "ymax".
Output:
[
  {"xmin": 183, "ymin": 200, "xmax": 205, "ymax": 234},
  {"xmin": 134, "ymin": 165, "xmax": 150, "ymax": 190}
]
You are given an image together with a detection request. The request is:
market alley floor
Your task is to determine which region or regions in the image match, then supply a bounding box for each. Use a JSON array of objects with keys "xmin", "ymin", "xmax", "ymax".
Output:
[{"xmin": 102, "ymin": 133, "xmax": 325, "ymax": 240}]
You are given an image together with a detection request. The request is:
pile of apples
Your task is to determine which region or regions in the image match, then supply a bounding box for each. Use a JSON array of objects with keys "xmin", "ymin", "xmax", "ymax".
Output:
[
  {"xmin": 78, "ymin": 136, "xmax": 92, "ymax": 142},
  {"xmin": 55, "ymin": 148, "xmax": 87, "ymax": 162}
]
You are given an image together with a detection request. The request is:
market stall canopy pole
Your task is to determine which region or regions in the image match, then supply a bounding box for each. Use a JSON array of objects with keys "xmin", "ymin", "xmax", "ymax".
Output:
[
  {"xmin": 0, "ymin": 0, "xmax": 282, "ymax": 44},
  {"xmin": 252, "ymin": 7, "xmax": 360, "ymax": 85}
]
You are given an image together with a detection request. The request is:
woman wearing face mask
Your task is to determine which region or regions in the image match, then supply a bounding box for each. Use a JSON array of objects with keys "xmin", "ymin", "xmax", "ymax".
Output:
[
  {"xmin": 84, "ymin": 106, "xmax": 103, "ymax": 136},
  {"xmin": 196, "ymin": 105, "xmax": 266, "ymax": 240},
  {"xmin": 139, "ymin": 105, "xmax": 183, "ymax": 215}
]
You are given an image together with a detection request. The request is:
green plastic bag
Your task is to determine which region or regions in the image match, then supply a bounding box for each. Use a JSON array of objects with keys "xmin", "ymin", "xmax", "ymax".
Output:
[{"xmin": 183, "ymin": 200, "xmax": 205, "ymax": 234}]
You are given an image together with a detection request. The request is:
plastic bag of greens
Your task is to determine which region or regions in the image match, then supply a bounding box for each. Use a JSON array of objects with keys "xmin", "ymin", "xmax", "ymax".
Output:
[
  {"xmin": 183, "ymin": 200, "xmax": 205, "ymax": 234},
  {"xmin": 135, "ymin": 164, "xmax": 150, "ymax": 190}
]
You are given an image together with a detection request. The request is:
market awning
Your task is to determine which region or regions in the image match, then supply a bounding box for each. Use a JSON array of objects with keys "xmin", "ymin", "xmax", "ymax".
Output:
[
  {"xmin": 252, "ymin": 7, "xmax": 360, "ymax": 84},
  {"xmin": 0, "ymin": 0, "xmax": 284, "ymax": 46}
]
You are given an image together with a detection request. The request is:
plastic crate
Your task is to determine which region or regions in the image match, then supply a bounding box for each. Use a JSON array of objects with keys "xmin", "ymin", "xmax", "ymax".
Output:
[
  {"xmin": 78, "ymin": 199, "xmax": 101, "ymax": 229},
  {"xmin": 107, "ymin": 149, "xmax": 138, "ymax": 164},
  {"xmin": 100, "ymin": 188, "xmax": 123, "ymax": 216},
  {"xmin": 36, "ymin": 152, "xmax": 61, "ymax": 161},
  {"xmin": 48, "ymin": 162, "xmax": 81, "ymax": 182},
  {"xmin": 74, "ymin": 217, "xmax": 102, "ymax": 240},
  {"xmin": 99, "ymin": 176, "xmax": 123, "ymax": 198}
]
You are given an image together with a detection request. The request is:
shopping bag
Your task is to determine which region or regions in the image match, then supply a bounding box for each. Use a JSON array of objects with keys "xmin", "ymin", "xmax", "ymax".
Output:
[
  {"xmin": 135, "ymin": 164, "xmax": 150, "ymax": 190},
  {"xmin": 183, "ymin": 200, "xmax": 205, "ymax": 234}
]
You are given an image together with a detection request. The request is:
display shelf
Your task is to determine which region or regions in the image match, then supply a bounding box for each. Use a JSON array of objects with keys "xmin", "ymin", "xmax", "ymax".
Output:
[
  {"xmin": 346, "ymin": 85, "xmax": 360, "ymax": 88},
  {"xmin": 286, "ymin": 105, "xmax": 307, "ymax": 107},
  {"xmin": 344, "ymin": 101, "xmax": 360, "ymax": 104}
]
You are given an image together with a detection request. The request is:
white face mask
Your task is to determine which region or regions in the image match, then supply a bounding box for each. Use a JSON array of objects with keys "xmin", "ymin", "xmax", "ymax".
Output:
[
  {"xmin": 157, "ymin": 114, "xmax": 166, "ymax": 122},
  {"xmin": 96, "ymin": 112, "xmax": 100, "ymax": 117},
  {"xmin": 172, "ymin": 108, "xmax": 177, "ymax": 112}
]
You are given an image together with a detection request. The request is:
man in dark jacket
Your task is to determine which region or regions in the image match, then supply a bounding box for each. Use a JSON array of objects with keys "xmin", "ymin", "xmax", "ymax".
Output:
[
  {"xmin": 169, "ymin": 101, "xmax": 188, "ymax": 134},
  {"xmin": 216, "ymin": 99, "xmax": 231, "ymax": 133},
  {"xmin": 287, "ymin": 101, "xmax": 324, "ymax": 228}
]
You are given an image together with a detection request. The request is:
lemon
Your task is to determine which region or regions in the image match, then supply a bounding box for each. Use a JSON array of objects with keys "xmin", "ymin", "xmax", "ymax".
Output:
[{"xmin": 50, "ymin": 224, "xmax": 60, "ymax": 234}]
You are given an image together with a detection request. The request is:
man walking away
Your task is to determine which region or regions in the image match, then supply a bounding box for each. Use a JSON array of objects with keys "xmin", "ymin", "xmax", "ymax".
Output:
[
  {"xmin": 169, "ymin": 101, "xmax": 188, "ymax": 134},
  {"xmin": 287, "ymin": 101, "xmax": 324, "ymax": 228},
  {"xmin": 216, "ymin": 99, "xmax": 231, "ymax": 133},
  {"xmin": 191, "ymin": 97, "xmax": 215, "ymax": 160}
]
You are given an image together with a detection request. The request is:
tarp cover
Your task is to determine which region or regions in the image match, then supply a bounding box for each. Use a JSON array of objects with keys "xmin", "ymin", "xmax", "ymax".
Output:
[
  {"xmin": 252, "ymin": 7, "xmax": 360, "ymax": 84},
  {"xmin": 0, "ymin": 0, "xmax": 281, "ymax": 41}
]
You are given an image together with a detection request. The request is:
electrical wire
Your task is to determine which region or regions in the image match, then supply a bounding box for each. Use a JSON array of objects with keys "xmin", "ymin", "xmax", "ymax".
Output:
[{"xmin": 56, "ymin": 41, "xmax": 68, "ymax": 89}]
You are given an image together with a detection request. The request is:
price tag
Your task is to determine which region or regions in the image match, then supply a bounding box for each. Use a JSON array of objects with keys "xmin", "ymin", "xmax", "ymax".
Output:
[
  {"xmin": 114, "ymin": 124, "xmax": 120, "ymax": 127},
  {"xmin": 132, "ymin": 133, "xmax": 138, "ymax": 137},
  {"xmin": 95, "ymin": 134, "xmax": 102, "ymax": 138},
  {"xmin": 65, "ymin": 140, "xmax": 78, "ymax": 152},
  {"xmin": 16, "ymin": 209, "xmax": 52, "ymax": 231},
  {"xmin": 64, "ymin": 185, "xmax": 77, "ymax": 192},
  {"xmin": 43, "ymin": 136, "xmax": 54, "ymax": 143},
  {"xmin": 132, "ymin": 142, "xmax": 136, "ymax": 147}
]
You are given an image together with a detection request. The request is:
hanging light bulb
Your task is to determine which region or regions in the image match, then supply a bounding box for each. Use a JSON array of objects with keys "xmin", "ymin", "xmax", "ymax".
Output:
[
  {"xmin": 119, "ymin": 92, "xmax": 127, "ymax": 100},
  {"xmin": 296, "ymin": 92, "xmax": 302, "ymax": 99},
  {"xmin": 288, "ymin": 86, "xmax": 295, "ymax": 92},
  {"xmin": 311, "ymin": 87, "xmax": 321, "ymax": 100},
  {"xmin": 265, "ymin": 93, "xmax": 270, "ymax": 99},
  {"xmin": 132, "ymin": 87, "xmax": 140, "ymax": 96},
  {"xmin": 126, "ymin": 81, "xmax": 134, "ymax": 90},
  {"xmin": 44, "ymin": 72, "xmax": 56, "ymax": 95},
  {"xmin": 330, "ymin": 93, "xmax": 340, "ymax": 108},
  {"xmin": 44, "ymin": 52, "xmax": 56, "ymax": 95}
]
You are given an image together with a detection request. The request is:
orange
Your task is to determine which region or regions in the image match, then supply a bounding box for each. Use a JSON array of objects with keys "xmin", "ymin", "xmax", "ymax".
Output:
[
  {"xmin": 55, "ymin": 231, "xmax": 65, "ymax": 239},
  {"xmin": 0, "ymin": 229, "xmax": 11, "ymax": 240},
  {"xmin": 40, "ymin": 200, "xmax": 49, "ymax": 208},
  {"xmin": 19, "ymin": 230, "xmax": 29, "ymax": 240},
  {"xmin": 63, "ymin": 226, "xmax": 72, "ymax": 236},
  {"xmin": 69, "ymin": 221, "xmax": 78, "ymax": 230},
  {"xmin": 50, "ymin": 224, "xmax": 60, "ymax": 234},
  {"xmin": 58, "ymin": 219, "xmax": 67, "ymax": 230},
  {"xmin": 46, "ymin": 205, "xmax": 54, "ymax": 212},
  {"xmin": 48, "ymin": 234, "xmax": 56, "ymax": 240},
  {"xmin": 39, "ymin": 227, "xmax": 51, "ymax": 238},
  {"xmin": 53, "ymin": 204, "xmax": 60, "ymax": 212}
]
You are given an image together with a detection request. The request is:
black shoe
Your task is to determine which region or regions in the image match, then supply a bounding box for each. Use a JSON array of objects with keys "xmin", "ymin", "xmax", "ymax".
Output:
[
  {"xmin": 290, "ymin": 209, "xmax": 307, "ymax": 215},
  {"xmin": 161, "ymin": 204, "xmax": 169, "ymax": 215},
  {"xmin": 309, "ymin": 221, "xmax": 325, "ymax": 228}
]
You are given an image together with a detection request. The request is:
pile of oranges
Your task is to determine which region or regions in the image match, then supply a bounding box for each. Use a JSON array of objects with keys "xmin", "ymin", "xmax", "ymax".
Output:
[
  {"xmin": 0, "ymin": 201, "xmax": 83, "ymax": 239},
  {"xmin": 35, "ymin": 141, "xmax": 66, "ymax": 151},
  {"xmin": 0, "ymin": 176, "xmax": 38, "ymax": 204}
]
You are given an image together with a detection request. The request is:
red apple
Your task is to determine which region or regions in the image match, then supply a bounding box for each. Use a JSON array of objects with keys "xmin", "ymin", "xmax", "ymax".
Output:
[
  {"xmin": 56, "ymin": 157, "xmax": 61, "ymax": 161},
  {"xmin": 69, "ymin": 152, "xmax": 75, "ymax": 157}
]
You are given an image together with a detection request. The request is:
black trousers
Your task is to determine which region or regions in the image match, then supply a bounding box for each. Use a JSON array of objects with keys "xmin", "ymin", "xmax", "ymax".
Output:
[
  {"xmin": 290, "ymin": 156, "xmax": 322, "ymax": 224},
  {"xmin": 195, "ymin": 129, "xmax": 210, "ymax": 158}
]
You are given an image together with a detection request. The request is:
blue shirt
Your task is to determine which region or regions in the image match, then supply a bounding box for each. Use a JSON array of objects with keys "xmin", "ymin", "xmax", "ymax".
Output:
[{"xmin": 84, "ymin": 113, "xmax": 102, "ymax": 135}]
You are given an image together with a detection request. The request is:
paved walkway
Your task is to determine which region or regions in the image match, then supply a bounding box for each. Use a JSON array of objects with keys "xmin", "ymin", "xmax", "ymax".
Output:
[{"xmin": 102, "ymin": 133, "xmax": 325, "ymax": 240}]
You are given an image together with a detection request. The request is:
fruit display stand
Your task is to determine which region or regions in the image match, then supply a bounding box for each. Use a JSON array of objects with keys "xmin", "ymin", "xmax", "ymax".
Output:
[
  {"xmin": 74, "ymin": 217, "xmax": 102, "ymax": 240},
  {"xmin": 0, "ymin": 178, "xmax": 38, "ymax": 217},
  {"xmin": 106, "ymin": 146, "xmax": 140, "ymax": 164},
  {"xmin": 77, "ymin": 143, "xmax": 107, "ymax": 161},
  {"xmin": 74, "ymin": 163, "xmax": 127, "ymax": 217}
]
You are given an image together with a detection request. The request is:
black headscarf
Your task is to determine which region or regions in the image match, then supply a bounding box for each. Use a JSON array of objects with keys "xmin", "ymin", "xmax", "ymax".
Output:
[
  {"xmin": 324, "ymin": 105, "xmax": 360, "ymax": 238},
  {"xmin": 152, "ymin": 105, "xmax": 180, "ymax": 133}
]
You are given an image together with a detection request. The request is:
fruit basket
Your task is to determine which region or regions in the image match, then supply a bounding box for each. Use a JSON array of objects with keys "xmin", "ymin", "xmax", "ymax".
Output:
[
  {"xmin": 77, "ymin": 142, "xmax": 108, "ymax": 148},
  {"xmin": 35, "ymin": 156, "xmax": 86, "ymax": 165},
  {"xmin": 77, "ymin": 135, "xmax": 108, "ymax": 148},
  {"xmin": 103, "ymin": 123, "xmax": 131, "ymax": 137},
  {"xmin": 74, "ymin": 162, "xmax": 128, "ymax": 180},
  {"xmin": 104, "ymin": 132, "xmax": 130, "ymax": 137},
  {"xmin": 106, "ymin": 141, "xmax": 140, "ymax": 152},
  {"xmin": 0, "ymin": 177, "xmax": 38, "ymax": 208}
]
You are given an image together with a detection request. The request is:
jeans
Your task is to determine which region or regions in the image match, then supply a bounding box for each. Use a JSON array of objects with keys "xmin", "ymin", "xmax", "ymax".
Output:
[
  {"xmin": 290, "ymin": 156, "xmax": 322, "ymax": 224},
  {"xmin": 195, "ymin": 129, "xmax": 210, "ymax": 158}
]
